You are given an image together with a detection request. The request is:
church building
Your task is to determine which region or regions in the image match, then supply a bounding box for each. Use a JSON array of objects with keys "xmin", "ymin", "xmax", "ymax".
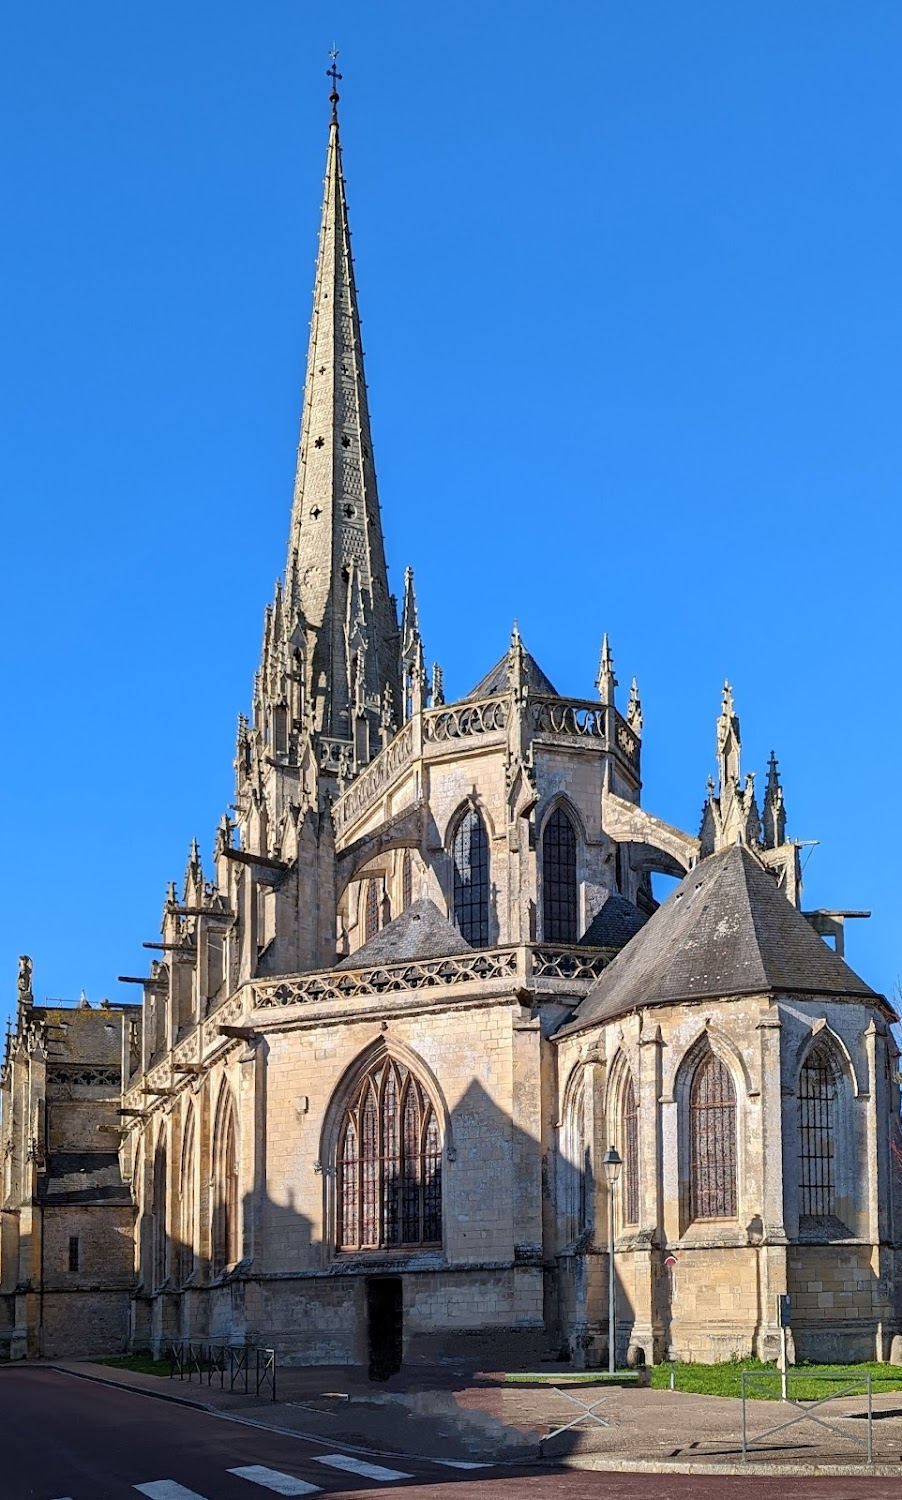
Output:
[{"xmin": 3, "ymin": 75, "xmax": 900, "ymax": 1370}]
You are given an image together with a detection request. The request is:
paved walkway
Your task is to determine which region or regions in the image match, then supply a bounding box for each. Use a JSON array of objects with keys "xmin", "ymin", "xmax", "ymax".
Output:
[{"xmin": 53, "ymin": 1359, "xmax": 902, "ymax": 1476}]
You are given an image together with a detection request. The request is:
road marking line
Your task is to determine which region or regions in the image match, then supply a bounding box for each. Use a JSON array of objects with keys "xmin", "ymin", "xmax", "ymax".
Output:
[
  {"xmin": 434, "ymin": 1460, "xmax": 491, "ymax": 1468},
  {"xmin": 134, "ymin": 1484, "xmax": 210, "ymax": 1500},
  {"xmin": 312, "ymin": 1454, "xmax": 412, "ymax": 1482},
  {"xmin": 229, "ymin": 1467, "xmax": 322, "ymax": 1495}
]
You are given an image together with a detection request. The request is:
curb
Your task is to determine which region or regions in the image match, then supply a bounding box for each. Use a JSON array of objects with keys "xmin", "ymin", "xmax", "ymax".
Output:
[
  {"xmin": 560, "ymin": 1455, "xmax": 902, "ymax": 1478},
  {"xmin": 51, "ymin": 1364, "xmax": 222, "ymax": 1417}
]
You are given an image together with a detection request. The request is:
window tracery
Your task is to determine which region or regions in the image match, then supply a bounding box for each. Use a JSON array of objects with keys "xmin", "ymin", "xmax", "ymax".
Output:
[{"xmin": 336, "ymin": 1055, "xmax": 442, "ymax": 1251}]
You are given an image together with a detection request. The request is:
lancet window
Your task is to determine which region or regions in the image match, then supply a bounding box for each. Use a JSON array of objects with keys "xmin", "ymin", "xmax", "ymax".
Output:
[
  {"xmin": 798, "ymin": 1041, "xmax": 838, "ymax": 1218},
  {"xmin": 364, "ymin": 879, "xmax": 380, "ymax": 943},
  {"xmin": 151, "ymin": 1139, "xmax": 168, "ymax": 1290},
  {"xmin": 542, "ymin": 807, "xmax": 578, "ymax": 942},
  {"xmin": 689, "ymin": 1050, "xmax": 737, "ymax": 1219},
  {"xmin": 560, "ymin": 1070, "xmax": 589, "ymax": 1241},
  {"xmin": 336, "ymin": 1055, "xmax": 442, "ymax": 1252},
  {"xmin": 621, "ymin": 1071, "xmax": 639, "ymax": 1225},
  {"xmin": 178, "ymin": 1110, "xmax": 197, "ymax": 1284},
  {"xmin": 211, "ymin": 1089, "xmax": 239, "ymax": 1273},
  {"xmin": 402, "ymin": 849, "xmax": 413, "ymax": 911},
  {"xmin": 451, "ymin": 808, "xmax": 489, "ymax": 946}
]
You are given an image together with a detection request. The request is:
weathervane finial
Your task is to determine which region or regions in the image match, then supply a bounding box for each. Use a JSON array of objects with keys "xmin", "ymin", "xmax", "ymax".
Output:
[{"xmin": 327, "ymin": 47, "xmax": 342, "ymax": 119}]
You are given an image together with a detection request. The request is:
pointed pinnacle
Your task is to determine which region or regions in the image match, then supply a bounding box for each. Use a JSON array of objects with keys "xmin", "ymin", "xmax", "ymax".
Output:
[
  {"xmin": 511, "ymin": 619, "xmax": 521, "ymax": 646},
  {"xmin": 596, "ymin": 633, "xmax": 618, "ymax": 703}
]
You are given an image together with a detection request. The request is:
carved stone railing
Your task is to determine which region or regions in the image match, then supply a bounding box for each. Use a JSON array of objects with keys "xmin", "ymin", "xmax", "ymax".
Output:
[
  {"xmin": 530, "ymin": 946, "xmax": 614, "ymax": 981},
  {"xmin": 332, "ymin": 720, "xmax": 415, "ymax": 835},
  {"xmin": 530, "ymin": 696, "xmax": 639, "ymax": 769},
  {"xmin": 252, "ymin": 942, "xmax": 613, "ymax": 1010},
  {"xmin": 423, "ymin": 695, "xmax": 509, "ymax": 744},
  {"xmin": 318, "ymin": 735, "xmax": 353, "ymax": 772},
  {"xmin": 531, "ymin": 697, "xmax": 606, "ymax": 739},
  {"xmin": 254, "ymin": 948, "xmax": 519, "ymax": 1007}
]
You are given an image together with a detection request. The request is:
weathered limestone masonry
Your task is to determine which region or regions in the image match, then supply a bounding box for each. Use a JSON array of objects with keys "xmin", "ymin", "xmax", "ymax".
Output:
[
  {"xmin": 7, "ymin": 77, "xmax": 900, "ymax": 1368},
  {"xmin": 0, "ymin": 959, "xmax": 137, "ymax": 1358}
]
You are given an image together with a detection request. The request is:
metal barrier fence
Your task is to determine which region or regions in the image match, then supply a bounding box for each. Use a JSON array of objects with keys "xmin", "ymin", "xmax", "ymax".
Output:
[
  {"xmin": 740, "ymin": 1369, "xmax": 873, "ymax": 1465},
  {"xmin": 166, "ymin": 1340, "xmax": 277, "ymax": 1402}
]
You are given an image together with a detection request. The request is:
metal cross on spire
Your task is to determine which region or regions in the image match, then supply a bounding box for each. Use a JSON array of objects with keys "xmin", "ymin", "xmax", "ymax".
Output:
[{"xmin": 327, "ymin": 48, "xmax": 342, "ymax": 116}]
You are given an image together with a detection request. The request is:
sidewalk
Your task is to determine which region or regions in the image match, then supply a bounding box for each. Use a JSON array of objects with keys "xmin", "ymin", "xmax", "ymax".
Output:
[{"xmin": 52, "ymin": 1358, "xmax": 902, "ymax": 1477}]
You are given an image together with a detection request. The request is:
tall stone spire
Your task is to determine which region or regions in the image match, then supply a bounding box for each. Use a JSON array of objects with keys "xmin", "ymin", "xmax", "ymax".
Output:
[{"xmin": 283, "ymin": 63, "xmax": 400, "ymax": 754}]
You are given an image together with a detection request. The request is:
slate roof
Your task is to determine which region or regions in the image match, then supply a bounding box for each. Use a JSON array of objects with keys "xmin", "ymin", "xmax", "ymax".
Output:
[
  {"xmin": 38, "ymin": 1152, "xmax": 131, "ymax": 1207},
  {"xmin": 579, "ymin": 893, "xmax": 649, "ymax": 949},
  {"xmin": 337, "ymin": 898, "xmax": 472, "ymax": 968},
  {"xmin": 564, "ymin": 843, "xmax": 878, "ymax": 1033},
  {"xmin": 466, "ymin": 648, "xmax": 559, "ymax": 700}
]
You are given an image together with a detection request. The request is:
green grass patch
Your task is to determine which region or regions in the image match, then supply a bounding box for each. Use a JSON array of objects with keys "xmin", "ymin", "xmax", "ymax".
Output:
[
  {"xmin": 649, "ymin": 1359, "xmax": 902, "ymax": 1401},
  {"xmin": 95, "ymin": 1354, "xmax": 172, "ymax": 1378}
]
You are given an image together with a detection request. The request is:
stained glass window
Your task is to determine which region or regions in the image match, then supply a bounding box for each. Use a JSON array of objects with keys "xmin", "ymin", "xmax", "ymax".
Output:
[
  {"xmin": 543, "ymin": 807, "xmax": 578, "ymax": 942},
  {"xmin": 336, "ymin": 1057, "xmax": 442, "ymax": 1251},
  {"xmin": 689, "ymin": 1051, "xmax": 737, "ymax": 1219},
  {"xmin": 402, "ymin": 849, "xmax": 413, "ymax": 911},
  {"xmin": 452, "ymin": 808, "xmax": 489, "ymax": 946}
]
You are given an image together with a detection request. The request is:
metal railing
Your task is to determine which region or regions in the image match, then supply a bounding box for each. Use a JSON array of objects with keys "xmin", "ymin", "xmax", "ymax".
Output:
[
  {"xmin": 166, "ymin": 1339, "xmax": 277, "ymax": 1401},
  {"xmin": 740, "ymin": 1369, "xmax": 873, "ymax": 1465}
]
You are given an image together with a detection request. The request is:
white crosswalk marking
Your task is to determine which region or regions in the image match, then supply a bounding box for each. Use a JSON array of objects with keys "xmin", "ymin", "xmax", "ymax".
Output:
[
  {"xmin": 229, "ymin": 1466, "xmax": 322, "ymax": 1495},
  {"xmin": 435, "ymin": 1460, "xmax": 491, "ymax": 1468},
  {"xmin": 134, "ymin": 1484, "xmax": 209, "ymax": 1500},
  {"xmin": 312, "ymin": 1453, "xmax": 412, "ymax": 1482}
]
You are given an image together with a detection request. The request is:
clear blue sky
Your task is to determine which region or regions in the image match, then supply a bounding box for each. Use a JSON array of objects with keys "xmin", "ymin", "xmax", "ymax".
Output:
[{"xmin": 1, "ymin": 1, "xmax": 899, "ymax": 1027}]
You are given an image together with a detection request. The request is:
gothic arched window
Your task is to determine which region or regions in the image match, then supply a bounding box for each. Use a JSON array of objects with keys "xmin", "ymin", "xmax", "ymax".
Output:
[
  {"xmin": 621, "ymin": 1071, "xmax": 639, "ymax": 1225},
  {"xmin": 451, "ymin": 808, "xmax": 489, "ymax": 946},
  {"xmin": 799, "ymin": 1041, "xmax": 838, "ymax": 1218},
  {"xmin": 178, "ymin": 1110, "xmax": 196, "ymax": 1284},
  {"xmin": 211, "ymin": 1089, "xmax": 239, "ymax": 1273},
  {"xmin": 402, "ymin": 848, "xmax": 413, "ymax": 911},
  {"xmin": 364, "ymin": 879, "xmax": 380, "ymax": 942},
  {"xmin": 152, "ymin": 1139, "xmax": 168, "ymax": 1290},
  {"xmin": 689, "ymin": 1051, "xmax": 737, "ymax": 1219},
  {"xmin": 337, "ymin": 1055, "xmax": 442, "ymax": 1251},
  {"xmin": 560, "ymin": 1071, "xmax": 589, "ymax": 1242},
  {"xmin": 543, "ymin": 807, "xmax": 578, "ymax": 942}
]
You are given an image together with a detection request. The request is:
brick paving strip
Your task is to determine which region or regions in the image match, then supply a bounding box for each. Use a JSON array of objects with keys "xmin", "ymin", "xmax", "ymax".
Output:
[{"xmin": 50, "ymin": 1360, "xmax": 902, "ymax": 1477}]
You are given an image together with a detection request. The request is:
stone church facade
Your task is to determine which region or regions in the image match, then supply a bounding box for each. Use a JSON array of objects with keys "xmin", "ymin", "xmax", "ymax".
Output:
[{"xmin": 3, "ymin": 83, "xmax": 900, "ymax": 1368}]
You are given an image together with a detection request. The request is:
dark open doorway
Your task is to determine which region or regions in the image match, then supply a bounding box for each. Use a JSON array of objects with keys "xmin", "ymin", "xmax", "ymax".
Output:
[{"xmin": 367, "ymin": 1276, "xmax": 403, "ymax": 1381}]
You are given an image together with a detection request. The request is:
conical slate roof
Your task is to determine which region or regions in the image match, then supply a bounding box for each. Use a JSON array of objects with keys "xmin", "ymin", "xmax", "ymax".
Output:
[
  {"xmin": 467, "ymin": 648, "xmax": 558, "ymax": 700},
  {"xmin": 337, "ymin": 898, "xmax": 472, "ymax": 968},
  {"xmin": 579, "ymin": 893, "xmax": 649, "ymax": 949},
  {"xmin": 565, "ymin": 843, "xmax": 877, "ymax": 1033}
]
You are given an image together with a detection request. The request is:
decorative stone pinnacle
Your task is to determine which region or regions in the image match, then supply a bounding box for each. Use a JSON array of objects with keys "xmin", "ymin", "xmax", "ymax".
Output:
[{"xmin": 596, "ymin": 633, "xmax": 618, "ymax": 705}]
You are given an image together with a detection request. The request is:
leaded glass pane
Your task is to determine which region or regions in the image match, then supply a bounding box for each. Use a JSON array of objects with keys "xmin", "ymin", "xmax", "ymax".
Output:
[
  {"xmin": 543, "ymin": 807, "xmax": 578, "ymax": 942},
  {"xmin": 452, "ymin": 809, "xmax": 489, "ymax": 946},
  {"xmin": 799, "ymin": 1044, "xmax": 836, "ymax": 1217},
  {"xmin": 689, "ymin": 1052, "xmax": 737, "ymax": 1219}
]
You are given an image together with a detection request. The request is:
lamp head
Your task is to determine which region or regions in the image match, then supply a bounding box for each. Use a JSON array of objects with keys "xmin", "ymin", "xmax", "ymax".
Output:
[{"xmin": 602, "ymin": 1144, "xmax": 622, "ymax": 1186}]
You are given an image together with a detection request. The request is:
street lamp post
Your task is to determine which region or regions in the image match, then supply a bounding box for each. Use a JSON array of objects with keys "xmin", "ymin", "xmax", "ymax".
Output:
[{"xmin": 602, "ymin": 1145, "xmax": 622, "ymax": 1375}]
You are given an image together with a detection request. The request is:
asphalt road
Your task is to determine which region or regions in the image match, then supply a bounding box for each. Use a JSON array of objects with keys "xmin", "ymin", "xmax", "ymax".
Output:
[{"xmin": 0, "ymin": 1366, "xmax": 899, "ymax": 1500}]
